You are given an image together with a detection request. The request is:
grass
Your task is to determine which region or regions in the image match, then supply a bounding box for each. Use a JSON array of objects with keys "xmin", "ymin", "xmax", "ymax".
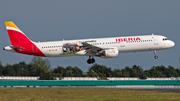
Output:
[{"xmin": 0, "ymin": 87, "xmax": 179, "ymax": 101}]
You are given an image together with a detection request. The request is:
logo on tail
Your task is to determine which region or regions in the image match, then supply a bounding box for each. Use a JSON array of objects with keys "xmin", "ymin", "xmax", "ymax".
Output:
[
  {"xmin": 4, "ymin": 21, "xmax": 46, "ymax": 57},
  {"xmin": 5, "ymin": 21, "xmax": 32, "ymax": 46}
]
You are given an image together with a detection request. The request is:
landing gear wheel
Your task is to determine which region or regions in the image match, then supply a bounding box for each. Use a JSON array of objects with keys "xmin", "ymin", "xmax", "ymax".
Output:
[
  {"xmin": 91, "ymin": 58, "xmax": 95, "ymax": 63},
  {"xmin": 154, "ymin": 56, "xmax": 158, "ymax": 59},
  {"xmin": 87, "ymin": 56, "xmax": 95, "ymax": 64},
  {"xmin": 87, "ymin": 59, "xmax": 91, "ymax": 64},
  {"xmin": 153, "ymin": 50, "xmax": 158, "ymax": 59}
]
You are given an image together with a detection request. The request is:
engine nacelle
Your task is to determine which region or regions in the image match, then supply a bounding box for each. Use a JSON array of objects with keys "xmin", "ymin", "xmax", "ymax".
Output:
[{"xmin": 101, "ymin": 49, "xmax": 119, "ymax": 58}]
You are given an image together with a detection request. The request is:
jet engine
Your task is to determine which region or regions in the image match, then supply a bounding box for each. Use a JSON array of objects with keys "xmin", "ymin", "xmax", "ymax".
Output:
[{"xmin": 100, "ymin": 49, "xmax": 119, "ymax": 58}]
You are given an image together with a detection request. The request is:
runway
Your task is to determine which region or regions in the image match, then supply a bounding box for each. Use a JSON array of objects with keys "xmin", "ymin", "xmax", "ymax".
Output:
[{"xmin": 142, "ymin": 88, "xmax": 180, "ymax": 93}]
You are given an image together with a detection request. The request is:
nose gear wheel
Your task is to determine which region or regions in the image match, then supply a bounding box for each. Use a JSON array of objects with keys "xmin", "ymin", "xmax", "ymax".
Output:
[{"xmin": 153, "ymin": 50, "xmax": 158, "ymax": 59}]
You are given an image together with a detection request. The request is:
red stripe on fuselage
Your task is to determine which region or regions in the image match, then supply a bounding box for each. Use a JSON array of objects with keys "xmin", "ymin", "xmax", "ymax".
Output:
[{"xmin": 7, "ymin": 30, "xmax": 46, "ymax": 57}]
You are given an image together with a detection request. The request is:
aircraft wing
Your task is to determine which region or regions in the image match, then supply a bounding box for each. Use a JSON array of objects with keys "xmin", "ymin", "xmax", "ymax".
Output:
[
  {"xmin": 81, "ymin": 42, "xmax": 109, "ymax": 56},
  {"xmin": 81, "ymin": 42, "xmax": 103, "ymax": 50}
]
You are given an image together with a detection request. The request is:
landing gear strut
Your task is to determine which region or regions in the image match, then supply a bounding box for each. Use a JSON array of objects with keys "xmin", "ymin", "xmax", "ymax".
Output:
[
  {"xmin": 153, "ymin": 50, "xmax": 158, "ymax": 59},
  {"xmin": 87, "ymin": 56, "xmax": 95, "ymax": 64}
]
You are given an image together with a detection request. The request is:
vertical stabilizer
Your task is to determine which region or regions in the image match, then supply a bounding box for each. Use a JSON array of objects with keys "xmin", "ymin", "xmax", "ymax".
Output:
[{"xmin": 5, "ymin": 21, "xmax": 32, "ymax": 46}]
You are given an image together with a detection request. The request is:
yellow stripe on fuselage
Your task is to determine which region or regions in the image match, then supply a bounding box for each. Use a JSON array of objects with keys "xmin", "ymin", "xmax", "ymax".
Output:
[{"xmin": 5, "ymin": 21, "xmax": 21, "ymax": 31}]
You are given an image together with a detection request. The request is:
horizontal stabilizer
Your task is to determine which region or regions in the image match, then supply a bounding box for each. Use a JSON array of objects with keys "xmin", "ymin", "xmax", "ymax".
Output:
[
  {"xmin": 3, "ymin": 45, "xmax": 23, "ymax": 52},
  {"xmin": 9, "ymin": 45, "xmax": 24, "ymax": 50}
]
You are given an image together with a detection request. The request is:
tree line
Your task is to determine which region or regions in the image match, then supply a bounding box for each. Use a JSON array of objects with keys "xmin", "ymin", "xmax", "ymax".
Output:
[{"xmin": 0, "ymin": 57, "xmax": 180, "ymax": 80}]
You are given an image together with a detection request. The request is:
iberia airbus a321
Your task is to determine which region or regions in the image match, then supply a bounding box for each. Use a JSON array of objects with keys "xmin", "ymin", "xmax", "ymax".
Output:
[{"xmin": 3, "ymin": 21, "xmax": 175, "ymax": 64}]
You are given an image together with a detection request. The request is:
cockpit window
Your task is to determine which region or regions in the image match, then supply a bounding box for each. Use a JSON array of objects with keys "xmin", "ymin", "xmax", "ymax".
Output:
[{"xmin": 163, "ymin": 38, "xmax": 168, "ymax": 41}]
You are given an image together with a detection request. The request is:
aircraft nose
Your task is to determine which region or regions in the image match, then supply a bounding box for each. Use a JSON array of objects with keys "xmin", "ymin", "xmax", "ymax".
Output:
[{"xmin": 170, "ymin": 41, "xmax": 175, "ymax": 47}]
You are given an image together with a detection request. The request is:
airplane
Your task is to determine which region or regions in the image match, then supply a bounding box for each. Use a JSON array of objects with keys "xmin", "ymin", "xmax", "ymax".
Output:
[{"xmin": 3, "ymin": 21, "xmax": 175, "ymax": 64}]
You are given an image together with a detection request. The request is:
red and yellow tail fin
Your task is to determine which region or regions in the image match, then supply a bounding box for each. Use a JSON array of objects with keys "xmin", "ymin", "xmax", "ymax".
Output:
[
  {"xmin": 4, "ymin": 21, "xmax": 46, "ymax": 57},
  {"xmin": 5, "ymin": 21, "xmax": 21, "ymax": 31},
  {"xmin": 5, "ymin": 21, "xmax": 32, "ymax": 46}
]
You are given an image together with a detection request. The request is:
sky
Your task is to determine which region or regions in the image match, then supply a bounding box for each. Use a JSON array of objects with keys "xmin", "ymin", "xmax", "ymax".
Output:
[{"xmin": 0, "ymin": 0, "xmax": 180, "ymax": 71}]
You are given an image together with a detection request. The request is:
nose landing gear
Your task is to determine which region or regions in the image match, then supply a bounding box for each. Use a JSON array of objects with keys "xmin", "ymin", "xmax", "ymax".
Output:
[
  {"xmin": 87, "ymin": 56, "xmax": 95, "ymax": 64},
  {"xmin": 153, "ymin": 50, "xmax": 158, "ymax": 59}
]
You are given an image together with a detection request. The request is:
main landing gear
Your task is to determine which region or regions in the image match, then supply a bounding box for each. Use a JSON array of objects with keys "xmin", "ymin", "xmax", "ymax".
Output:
[
  {"xmin": 153, "ymin": 50, "xmax": 158, "ymax": 59},
  {"xmin": 87, "ymin": 56, "xmax": 95, "ymax": 64}
]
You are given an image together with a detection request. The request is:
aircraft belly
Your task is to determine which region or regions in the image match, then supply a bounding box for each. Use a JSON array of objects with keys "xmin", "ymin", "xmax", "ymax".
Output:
[{"xmin": 119, "ymin": 43, "xmax": 159, "ymax": 53}]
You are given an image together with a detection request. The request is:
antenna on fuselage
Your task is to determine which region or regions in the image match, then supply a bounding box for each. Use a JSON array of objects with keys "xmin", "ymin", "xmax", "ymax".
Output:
[
  {"xmin": 63, "ymin": 39, "xmax": 65, "ymax": 41},
  {"xmin": 152, "ymin": 33, "xmax": 154, "ymax": 35}
]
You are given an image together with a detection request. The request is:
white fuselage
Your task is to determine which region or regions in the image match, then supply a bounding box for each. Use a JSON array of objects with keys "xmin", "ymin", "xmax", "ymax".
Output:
[{"xmin": 33, "ymin": 35, "xmax": 174, "ymax": 57}]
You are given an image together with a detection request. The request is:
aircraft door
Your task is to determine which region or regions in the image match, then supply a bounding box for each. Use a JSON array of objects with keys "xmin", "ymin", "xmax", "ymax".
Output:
[
  {"xmin": 120, "ymin": 42, "xmax": 125, "ymax": 47},
  {"xmin": 154, "ymin": 37, "xmax": 158, "ymax": 45},
  {"xmin": 32, "ymin": 44, "xmax": 37, "ymax": 53}
]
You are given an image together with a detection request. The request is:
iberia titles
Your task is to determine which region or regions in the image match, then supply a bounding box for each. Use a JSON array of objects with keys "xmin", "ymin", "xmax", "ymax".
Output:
[{"xmin": 116, "ymin": 37, "xmax": 141, "ymax": 42}]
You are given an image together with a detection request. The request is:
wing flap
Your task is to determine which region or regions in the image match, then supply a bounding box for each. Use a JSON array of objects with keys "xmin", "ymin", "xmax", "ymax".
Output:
[
  {"xmin": 81, "ymin": 42, "xmax": 105, "ymax": 55},
  {"xmin": 81, "ymin": 42, "xmax": 103, "ymax": 50}
]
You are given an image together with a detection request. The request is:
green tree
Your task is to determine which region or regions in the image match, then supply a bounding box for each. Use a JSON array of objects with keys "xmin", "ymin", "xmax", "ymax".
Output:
[
  {"xmin": 72, "ymin": 67, "xmax": 83, "ymax": 77},
  {"xmin": 39, "ymin": 70, "xmax": 55, "ymax": 80},
  {"xmin": 165, "ymin": 66, "xmax": 178, "ymax": 77},
  {"xmin": 87, "ymin": 69, "xmax": 97, "ymax": 77},
  {"xmin": 148, "ymin": 67, "xmax": 164, "ymax": 77},
  {"xmin": 139, "ymin": 73, "xmax": 147, "ymax": 79},
  {"xmin": 64, "ymin": 66, "xmax": 74, "ymax": 77},
  {"xmin": 154, "ymin": 65, "xmax": 166, "ymax": 77},
  {"xmin": 155, "ymin": 65, "xmax": 166, "ymax": 72},
  {"xmin": 121, "ymin": 66, "xmax": 132, "ymax": 77},
  {"xmin": 144, "ymin": 70, "xmax": 151, "ymax": 77},
  {"xmin": 132, "ymin": 65, "xmax": 143, "ymax": 77},
  {"xmin": 29, "ymin": 57, "xmax": 51, "ymax": 76},
  {"xmin": 3, "ymin": 64, "xmax": 16, "ymax": 76},
  {"xmin": 88, "ymin": 63, "xmax": 112, "ymax": 77},
  {"xmin": 112, "ymin": 69, "xmax": 122, "ymax": 77},
  {"xmin": 53, "ymin": 66, "xmax": 65, "ymax": 78},
  {"xmin": 18, "ymin": 61, "xmax": 30, "ymax": 76},
  {"xmin": 0, "ymin": 61, "xmax": 4, "ymax": 76},
  {"xmin": 12, "ymin": 63, "xmax": 22, "ymax": 76},
  {"xmin": 176, "ymin": 68, "xmax": 180, "ymax": 77}
]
